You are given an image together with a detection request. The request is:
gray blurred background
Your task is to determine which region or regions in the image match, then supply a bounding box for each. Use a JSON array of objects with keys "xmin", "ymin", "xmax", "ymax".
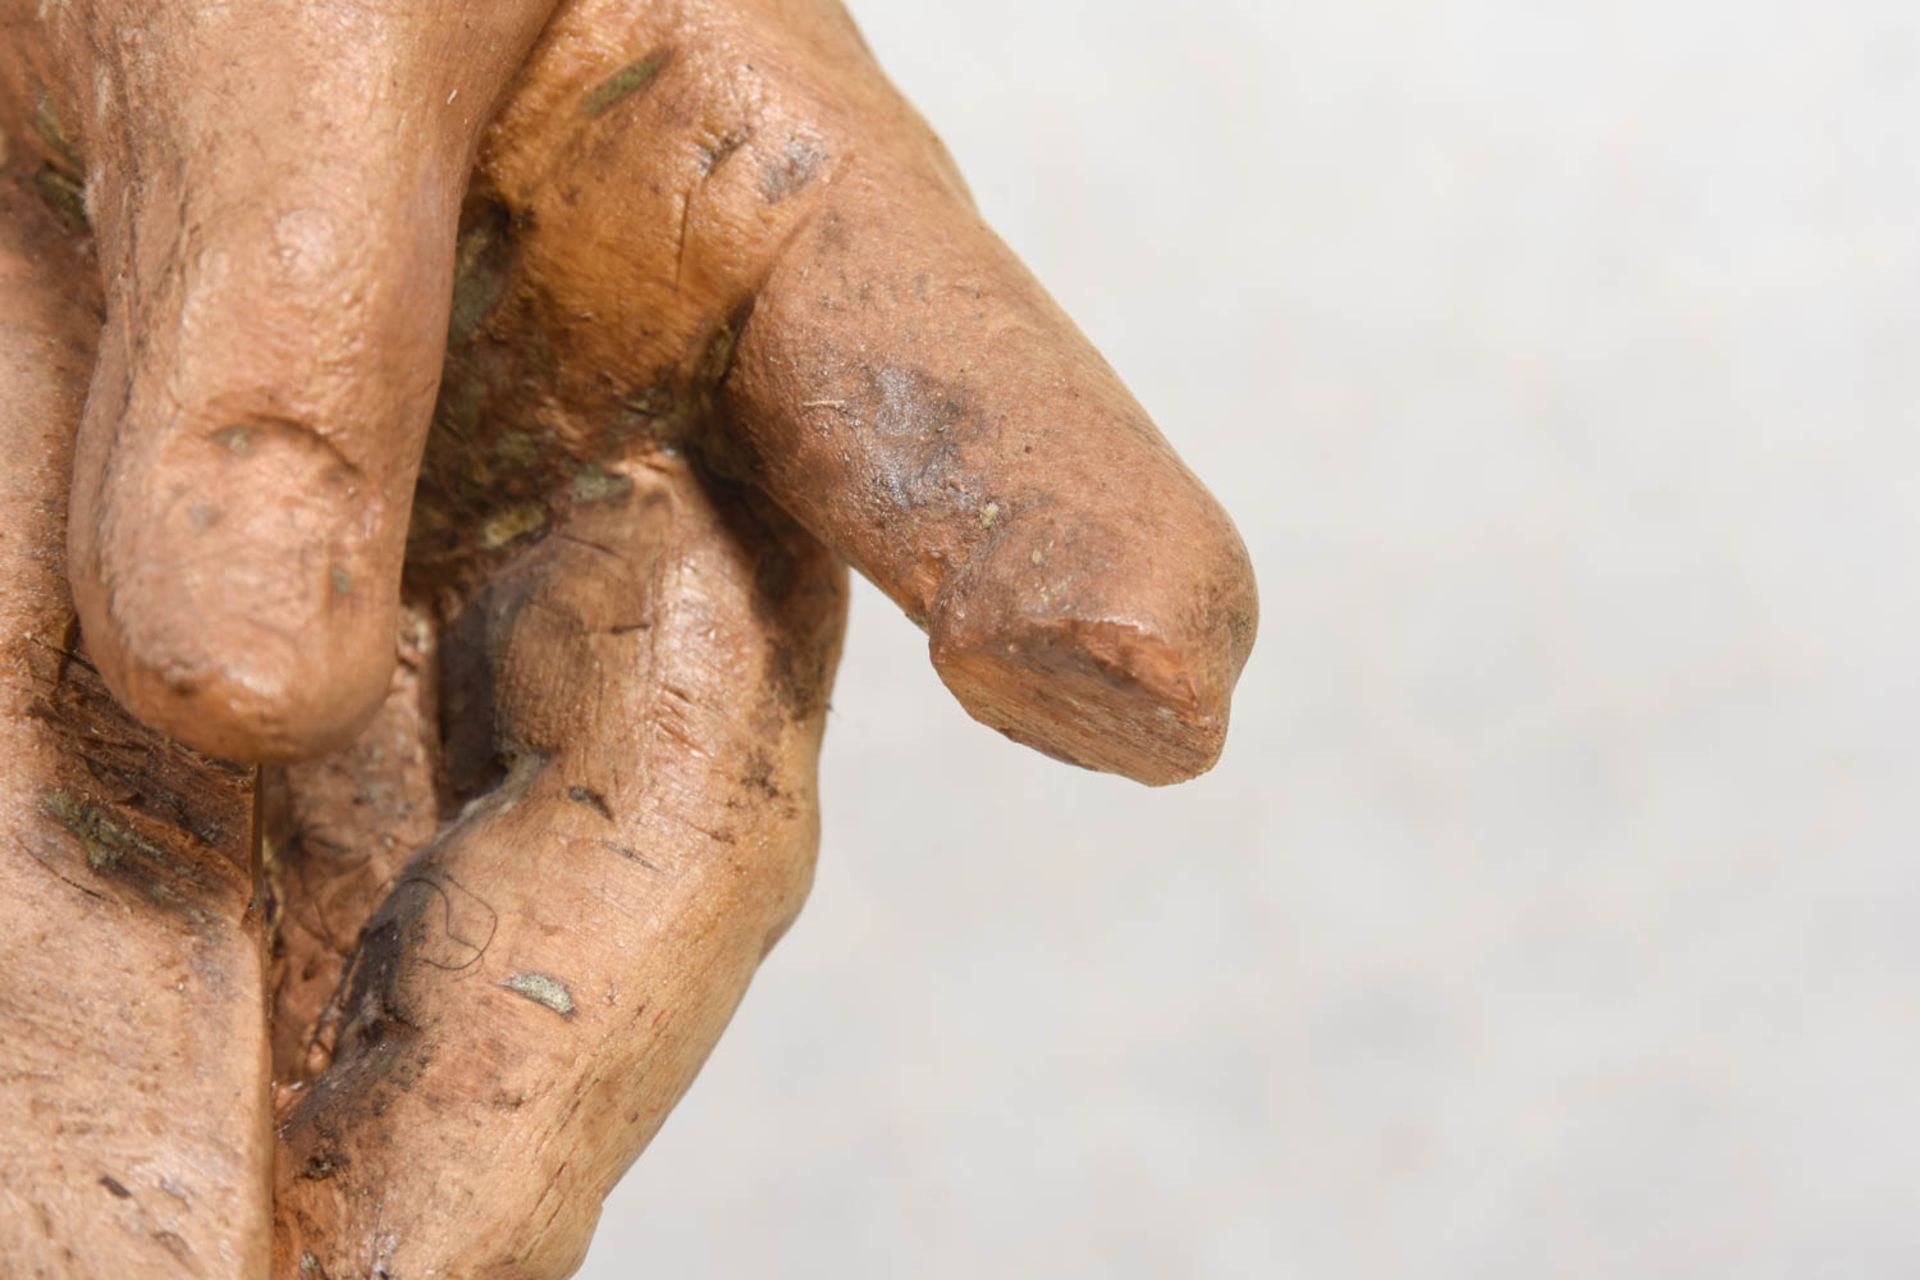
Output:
[{"xmin": 584, "ymin": 1, "xmax": 1920, "ymax": 1275}]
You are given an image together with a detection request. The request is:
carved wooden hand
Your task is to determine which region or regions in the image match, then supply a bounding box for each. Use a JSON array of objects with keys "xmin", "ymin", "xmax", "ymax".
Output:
[{"xmin": 0, "ymin": 3, "xmax": 1256, "ymax": 1275}]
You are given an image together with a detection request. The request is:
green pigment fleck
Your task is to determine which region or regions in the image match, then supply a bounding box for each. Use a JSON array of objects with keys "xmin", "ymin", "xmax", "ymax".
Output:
[
  {"xmin": 501, "ymin": 972, "xmax": 575, "ymax": 1017},
  {"xmin": 493, "ymin": 429, "xmax": 542, "ymax": 470},
  {"xmin": 581, "ymin": 51, "xmax": 670, "ymax": 117},
  {"xmin": 31, "ymin": 94, "xmax": 81, "ymax": 172},
  {"xmin": 481, "ymin": 503, "xmax": 548, "ymax": 549},
  {"xmin": 213, "ymin": 426, "xmax": 255, "ymax": 457},
  {"xmin": 46, "ymin": 791, "xmax": 152, "ymax": 873},
  {"xmin": 448, "ymin": 207, "xmax": 511, "ymax": 345},
  {"xmin": 570, "ymin": 464, "xmax": 632, "ymax": 505},
  {"xmin": 696, "ymin": 323, "xmax": 737, "ymax": 391},
  {"xmin": 33, "ymin": 165, "xmax": 88, "ymax": 235}
]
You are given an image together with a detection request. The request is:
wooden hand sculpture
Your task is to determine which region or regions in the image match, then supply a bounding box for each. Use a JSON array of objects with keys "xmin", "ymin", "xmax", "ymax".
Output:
[{"xmin": 0, "ymin": 2, "xmax": 1257, "ymax": 1275}]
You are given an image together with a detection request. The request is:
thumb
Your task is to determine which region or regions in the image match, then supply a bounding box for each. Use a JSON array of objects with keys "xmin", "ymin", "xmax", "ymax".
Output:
[{"xmin": 53, "ymin": 0, "xmax": 555, "ymax": 761}]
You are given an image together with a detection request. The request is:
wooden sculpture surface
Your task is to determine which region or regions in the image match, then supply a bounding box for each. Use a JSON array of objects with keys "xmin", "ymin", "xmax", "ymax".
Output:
[{"xmin": 0, "ymin": 3, "xmax": 1257, "ymax": 1275}]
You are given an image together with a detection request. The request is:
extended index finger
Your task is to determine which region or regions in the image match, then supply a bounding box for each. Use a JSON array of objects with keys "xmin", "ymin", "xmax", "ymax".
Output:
[
  {"xmin": 725, "ymin": 140, "xmax": 1258, "ymax": 784},
  {"xmin": 439, "ymin": 0, "xmax": 1256, "ymax": 784},
  {"xmin": 711, "ymin": 0, "xmax": 1260, "ymax": 783}
]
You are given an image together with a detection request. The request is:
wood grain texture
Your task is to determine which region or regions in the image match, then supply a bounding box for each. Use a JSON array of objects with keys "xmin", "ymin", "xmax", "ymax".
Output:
[{"xmin": 0, "ymin": 168, "xmax": 271, "ymax": 1280}]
